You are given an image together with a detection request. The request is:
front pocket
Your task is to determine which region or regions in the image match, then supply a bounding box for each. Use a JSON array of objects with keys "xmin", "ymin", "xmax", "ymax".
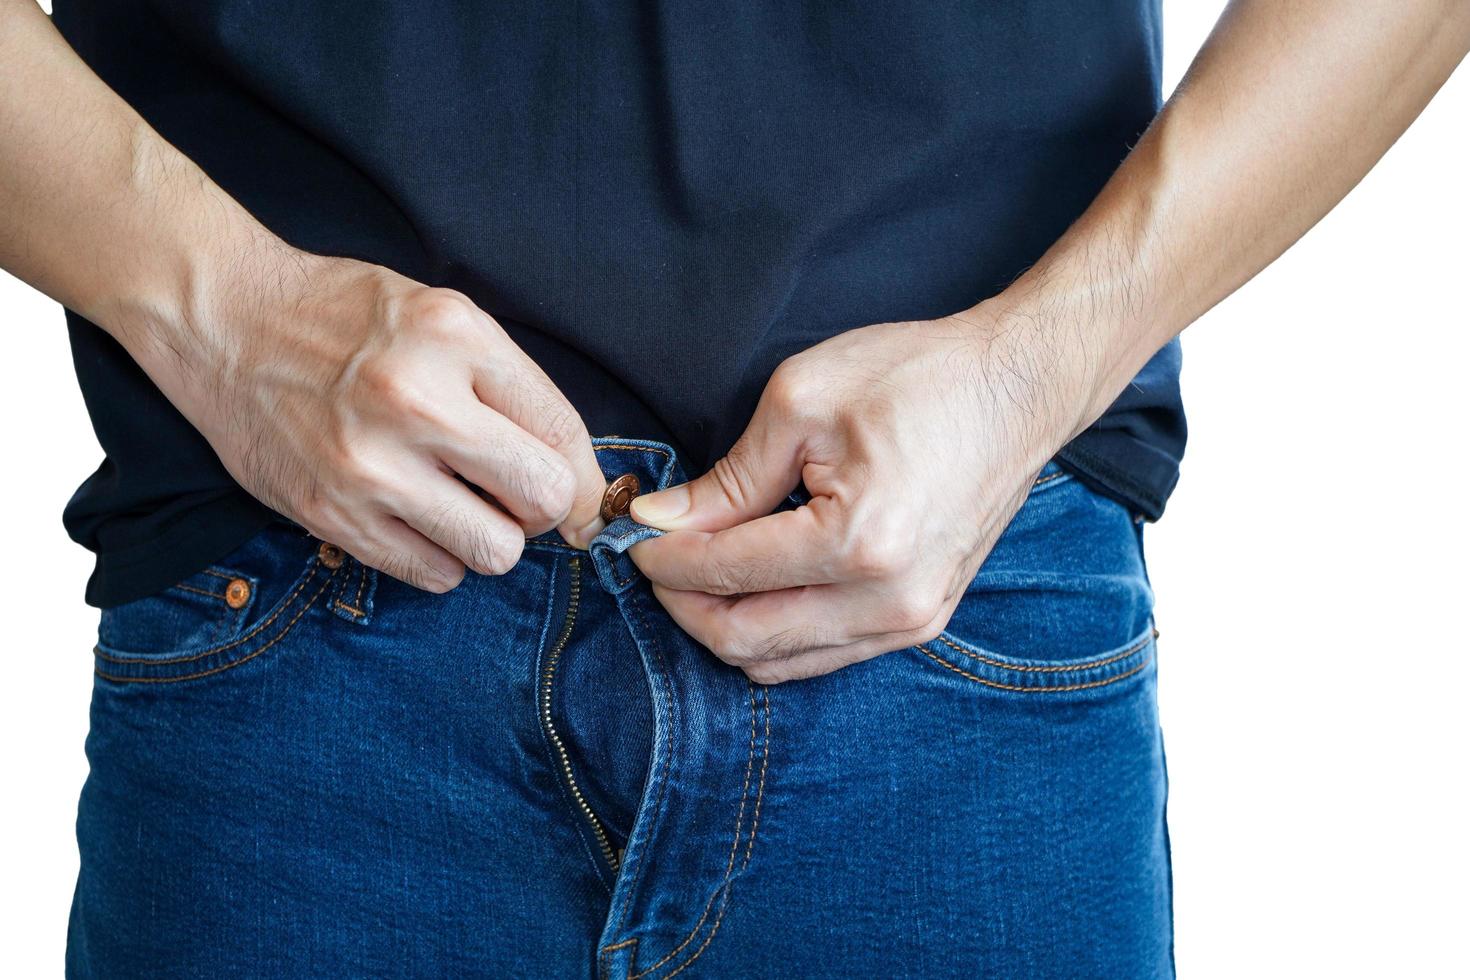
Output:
[
  {"xmin": 913, "ymin": 622, "xmax": 1158, "ymax": 694},
  {"xmin": 910, "ymin": 462, "xmax": 1157, "ymax": 695},
  {"xmin": 94, "ymin": 552, "xmax": 341, "ymax": 685},
  {"xmin": 97, "ymin": 565, "xmax": 260, "ymax": 656}
]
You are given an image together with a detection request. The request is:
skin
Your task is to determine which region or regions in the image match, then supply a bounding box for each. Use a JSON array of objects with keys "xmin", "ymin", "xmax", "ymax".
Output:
[
  {"xmin": 0, "ymin": 0, "xmax": 610, "ymax": 593},
  {"xmin": 627, "ymin": 1, "xmax": 1470, "ymax": 682},
  {"xmin": 2, "ymin": 2, "xmax": 1468, "ymax": 679}
]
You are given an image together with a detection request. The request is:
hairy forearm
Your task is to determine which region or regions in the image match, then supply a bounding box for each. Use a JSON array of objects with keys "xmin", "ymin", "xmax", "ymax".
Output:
[
  {"xmin": 0, "ymin": 1, "xmax": 302, "ymax": 379},
  {"xmin": 994, "ymin": 0, "xmax": 1470, "ymax": 440}
]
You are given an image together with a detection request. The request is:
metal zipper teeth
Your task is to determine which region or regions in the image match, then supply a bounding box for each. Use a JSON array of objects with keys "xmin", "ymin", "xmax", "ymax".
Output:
[{"xmin": 540, "ymin": 557, "xmax": 621, "ymax": 875}]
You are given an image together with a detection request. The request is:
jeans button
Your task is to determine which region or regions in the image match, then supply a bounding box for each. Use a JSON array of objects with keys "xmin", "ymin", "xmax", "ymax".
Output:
[{"xmin": 600, "ymin": 473, "xmax": 641, "ymax": 522}]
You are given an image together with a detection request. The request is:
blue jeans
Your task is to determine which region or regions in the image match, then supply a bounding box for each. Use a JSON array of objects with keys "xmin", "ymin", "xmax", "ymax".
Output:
[{"xmin": 71, "ymin": 438, "xmax": 1172, "ymax": 978}]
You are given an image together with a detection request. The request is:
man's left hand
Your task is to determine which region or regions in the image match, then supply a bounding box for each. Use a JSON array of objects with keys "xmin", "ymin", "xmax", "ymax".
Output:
[{"xmin": 628, "ymin": 306, "xmax": 1089, "ymax": 683}]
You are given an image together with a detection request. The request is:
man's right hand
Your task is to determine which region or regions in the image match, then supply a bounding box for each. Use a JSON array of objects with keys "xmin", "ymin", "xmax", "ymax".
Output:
[
  {"xmin": 0, "ymin": 3, "xmax": 606, "ymax": 592},
  {"xmin": 175, "ymin": 254, "xmax": 608, "ymax": 593}
]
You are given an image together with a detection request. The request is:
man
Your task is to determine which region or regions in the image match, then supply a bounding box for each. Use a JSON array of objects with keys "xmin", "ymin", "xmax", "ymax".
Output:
[{"xmin": 2, "ymin": 0, "xmax": 1465, "ymax": 976}]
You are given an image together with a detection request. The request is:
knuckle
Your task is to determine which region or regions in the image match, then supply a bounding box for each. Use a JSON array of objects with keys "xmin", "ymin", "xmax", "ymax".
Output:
[
  {"xmin": 381, "ymin": 550, "xmax": 464, "ymax": 594},
  {"xmin": 764, "ymin": 361, "xmax": 818, "ymax": 419},
  {"xmin": 883, "ymin": 587, "xmax": 943, "ymax": 634},
  {"xmin": 535, "ymin": 399, "xmax": 587, "ymax": 454},
  {"xmin": 743, "ymin": 662, "xmax": 792, "ymax": 686},
  {"xmin": 843, "ymin": 527, "xmax": 911, "ymax": 579},
  {"xmin": 709, "ymin": 452, "xmax": 760, "ymax": 513},
  {"xmin": 706, "ymin": 630, "xmax": 752, "ymax": 667},
  {"xmin": 909, "ymin": 617, "xmax": 945, "ymax": 645},
  {"xmin": 420, "ymin": 501, "xmax": 520, "ymax": 576},
  {"xmin": 505, "ymin": 447, "xmax": 575, "ymax": 526},
  {"xmin": 418, "ymin": 564, "xmax": 466, "ymax": 594},
  {"xmin": 358, "ymin": 359, "xmax": 438, "ymax": 420},
  {"xmin": 402, "ymin": 289, "xmax": 480, "ymax": 344},
  {"xmin": 696, "ymin": 551, "xmax": 748, "ymax": 597},
  {"xmin": 476, "ymin": 528, "xmax": 524, "ymax": 576}
]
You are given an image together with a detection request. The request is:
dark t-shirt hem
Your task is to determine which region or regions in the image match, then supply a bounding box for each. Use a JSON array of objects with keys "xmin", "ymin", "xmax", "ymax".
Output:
[
  {"xmin": 84, "ymin": 492, "xmax": 280, "ymax": 607},
  {"xmin": 1057, "ymin": 432, "xmax": 1180, "ymax": 522}
]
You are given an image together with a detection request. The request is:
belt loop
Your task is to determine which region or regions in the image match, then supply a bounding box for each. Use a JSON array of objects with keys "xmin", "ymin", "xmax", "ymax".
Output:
[{"xmin": 329, "ymin": 557, "xmax": 377, "ymax": 625}]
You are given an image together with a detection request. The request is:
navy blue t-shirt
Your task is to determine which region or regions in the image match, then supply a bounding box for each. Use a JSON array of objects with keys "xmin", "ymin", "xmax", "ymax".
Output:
[{"xmin": 53, "ymin": 1, "xmax": 1184, "ymax": 606}]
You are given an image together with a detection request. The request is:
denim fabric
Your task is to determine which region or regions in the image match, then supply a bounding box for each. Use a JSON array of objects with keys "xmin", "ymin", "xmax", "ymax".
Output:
[{"xmin": 71, "ymin": 438, "xmax": 1171, "ymax": 978}]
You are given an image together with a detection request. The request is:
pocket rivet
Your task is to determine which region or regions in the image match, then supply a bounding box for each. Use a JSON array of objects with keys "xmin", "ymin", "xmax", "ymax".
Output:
[
  {"xmin": 317, "ymin": 542, "xmax": 346, "ymax": 569},
  {"xmin": 224, "ymin": 578, "xmax": 252, "ymax": 610}
]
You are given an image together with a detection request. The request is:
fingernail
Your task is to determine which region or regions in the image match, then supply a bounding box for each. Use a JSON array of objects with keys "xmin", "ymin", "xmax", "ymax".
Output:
[{"xmin": 631, "ymin": 483, "xmax": 691, "ymax": 529}]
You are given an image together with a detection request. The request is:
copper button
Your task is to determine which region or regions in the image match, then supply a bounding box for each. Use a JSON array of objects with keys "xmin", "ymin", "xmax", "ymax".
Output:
[
  {"xmin": 600, "ymin": 473, "xmax": 641, "ymax": 522},
  {"xmin": 224, "ymin": 578, "xmax": 252, "ymax": 610},
  {"xmin": 317, "ymin": 541, "xmax": 346, "ymax": 569}
]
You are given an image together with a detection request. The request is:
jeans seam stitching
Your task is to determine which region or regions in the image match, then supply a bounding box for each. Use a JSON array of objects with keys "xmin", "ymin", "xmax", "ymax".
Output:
[
  {"xmin": 629, "ymin": 680, "xmax": 760, "ymax": 978},
  {"xmin": 173, "ymin": 583, "xmax": 228, "ymax": 601},
  {"xmin": 933, "ymin": 629, "xmax": 1155, "ymax": 674},
  {"xmin": 610, "ymin": 595, "xmax": 676, "ymax": 940},
  {"xmin": 916, "ymin": 645, "xmax": 1154, "ymax": 692},
  {"xmin": 93, "ymin": 569, "xmax": 335, "ymax": 684},
  {"xmin": 658, "ymin": 685, "xmax": 770, "ymax": 980},
  {"xmin": 94, "ymin": 560, "xmax": 325, "ymax": 665}
]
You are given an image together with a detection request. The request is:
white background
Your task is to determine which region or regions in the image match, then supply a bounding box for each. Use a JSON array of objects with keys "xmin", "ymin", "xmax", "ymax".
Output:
[{"xmin": 2, "ymin": 4, "xmax": 1466, "ymax": 976}]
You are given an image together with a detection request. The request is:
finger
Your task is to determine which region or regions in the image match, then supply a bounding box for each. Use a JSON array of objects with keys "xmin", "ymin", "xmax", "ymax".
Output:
[
  {"xmin": 430, "ymin": 402, "xmax": 578, "ymax": 535},
  {"xmin": 340, "ymin": 516, "xmax": 467, "ymax": 594},
  {"xmin": 390, "ymin": 468, "xmax": 527, "ymax": 576},
  {"xmin": 652, "ymin": 577, "xmax": 939, "ymax": 658},
  {"xmin": 652, "ymin": 581, "xmax": 953, "ymax": 683},
  {"xmin": 628, "ymin": 502, "xmax": 842, "ymax": 594},
  {"xmin": 630, "ymin": 394, "xmax": 804, "ymax": 532},
  {"xmin": 473, "ymin": 338, "xmax": 606, "ymax": 548}
]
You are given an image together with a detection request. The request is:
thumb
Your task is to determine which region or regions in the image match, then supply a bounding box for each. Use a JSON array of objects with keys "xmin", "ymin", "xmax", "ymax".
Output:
[{"xmin": 631, "ymin": 408, "xmax": 804, "ymax": 532}]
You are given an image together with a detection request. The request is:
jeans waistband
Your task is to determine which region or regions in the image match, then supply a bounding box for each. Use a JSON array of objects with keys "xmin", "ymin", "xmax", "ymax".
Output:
[{"xmin": 525, "ymin": 437, "xmax": 687, "ymax": 594}]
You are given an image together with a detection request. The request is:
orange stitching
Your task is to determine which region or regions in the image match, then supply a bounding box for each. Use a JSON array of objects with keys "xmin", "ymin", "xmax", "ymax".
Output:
[
  {"xmin": 334, "ymin": 601, "xmax": 367, "ymax": 617},
  {"xmin": 613, "ymin": 598, "xmax": 675, "ymax": 937},
  {"xmin": 629, "ymin": 679, "xmax": 760, "ymax": 979},
  {"xmin": 661, "ymin": 890, "xmax": 730, "ymax": 980},
  {"xmin": 199, "ymin": 568, "xmax": 235, "ymax": 581},
  {"xmin": 595, "ymin": 443, "xmax": 672, "ymax": 458},
  {"xmin": 95, "ymin": 563, "xmax": 322, "ymax": 665},
  {"xmin": 95, "ymin": 573, "xmax": 333, "ymax": 684},
  {"xmin": 917, "ymin": 646, "xmax": 1153, "ymax": 692},
  {"xmin": 650, "ymin": 685, "xmax": 773, "ymax": 980},
  {"xmin": 174, "ymin": 583, "xmax": 226, "ymax": 600},
  {"xmin": 602, "ymin": 939, "xmax": 638, "ymax": 953},
  {"xmin": 743, "ymin": 687, "xmax": 770, "ymax": 869},
  {"xmin": 934, "ymin": 630, "xmax": 1153, "ymax": 674},
  {"xmin": 353, "ymin": 563, "xmax": 367, "ymax": 611},
  {"xmin": 1032, "ymin": 470, "xmax": 1068, "ymax": 486}
]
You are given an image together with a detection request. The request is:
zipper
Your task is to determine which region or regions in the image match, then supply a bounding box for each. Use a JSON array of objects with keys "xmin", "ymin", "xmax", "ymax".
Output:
[{"xmin": 540, "ymin": 556, "xmax": 621, "ymax": 875}]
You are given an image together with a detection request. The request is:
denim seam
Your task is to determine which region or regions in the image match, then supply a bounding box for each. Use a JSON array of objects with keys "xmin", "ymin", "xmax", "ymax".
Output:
[
  {"xmin": 1031, "ymin": 469, "xmax": 1071, "ymax": 490},
  {"xmin": 934, "ymin": 628, "xmax": 1156, "ymax": 675},
  {"xmin": 174, "ymin": 583, "xmax": 228, "ymax": 601},
  {"xmin": 93, "ymin": 567, "xmax": 336, "ymax": 684},
  {"xmin": 95, "ymin": 559, "xmax": 328, "ymax": 666},
  {"xmin": 629, "ymin": 680, "xmax": 761, "ymax": 978},
  {"xmin": 611, "ymin": 595, "xmax": 675, "ymax": 939},
  {"xmin": 592, "ymin": 442, "xmax": 678, "ymax": 490},
  {"xmin": 916, "ymin": 645, "xmax": 1154, "ymax": 693},
  {"xmin": 658, "ymin": 685, "xmax": 771, "ymax": 980}
]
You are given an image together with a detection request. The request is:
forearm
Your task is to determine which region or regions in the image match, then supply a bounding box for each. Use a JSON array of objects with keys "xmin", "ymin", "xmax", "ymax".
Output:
[
  {"xmin": 992, "ymin": 0, "xmax": 1470, "ymax": 440},
  {"xmin": 0, "ymin": 1, "xmax": 301, "ymax": 378}
]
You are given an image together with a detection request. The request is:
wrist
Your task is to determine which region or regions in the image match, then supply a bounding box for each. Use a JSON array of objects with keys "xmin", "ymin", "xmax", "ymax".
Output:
[{"xmin": 105, "ymin": 219, "xmax": 341, "ymax": 430}]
